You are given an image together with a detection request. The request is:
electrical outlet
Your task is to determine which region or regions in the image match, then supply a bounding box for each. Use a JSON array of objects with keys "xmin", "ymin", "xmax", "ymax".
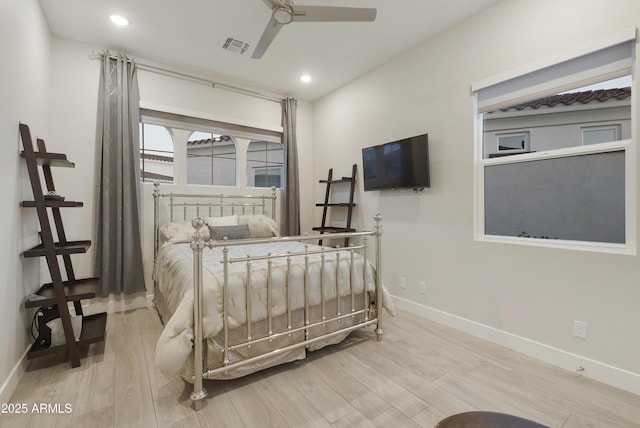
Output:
[
  {"xmin": 399, "ymin": 276, "xmax": 407, "ymax": 289},
  {"xmin": 418, "ymin": 281, "xmax": 427, "ymax": 294},
  {"xmin": 573, "ymin": 320, "xmax": 587, "ymax": 339}
]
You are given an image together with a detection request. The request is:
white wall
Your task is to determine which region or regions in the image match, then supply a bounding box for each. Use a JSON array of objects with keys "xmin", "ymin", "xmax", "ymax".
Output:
[
  {"xmin": 0, "ymin": 0, "xmax": 51, "ymax": 403},
  {"xmin": 313, "ymin": 0, "xmax": 640, "ymax": 394}
]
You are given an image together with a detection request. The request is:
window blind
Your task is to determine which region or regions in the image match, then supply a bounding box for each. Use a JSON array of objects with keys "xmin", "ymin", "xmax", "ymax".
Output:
[{"xmin": 474, "ymin": 29, "xmax": 637, "ymax": 113}]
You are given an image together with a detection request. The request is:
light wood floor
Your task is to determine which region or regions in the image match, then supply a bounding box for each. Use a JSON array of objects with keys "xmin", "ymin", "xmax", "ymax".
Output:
[{"xmin": 3, "ymin": 307, "xmax": 640, "ymax": 428}]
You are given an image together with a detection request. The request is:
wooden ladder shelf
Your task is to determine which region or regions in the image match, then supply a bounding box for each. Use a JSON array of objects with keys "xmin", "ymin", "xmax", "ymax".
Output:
[
  {"xmin": 312, "ymin": 164, "xmax": 357, "ymax": 246},
  {"xmin": 20, "ymin": 123, "xmax": 106, "ymax": 367}
]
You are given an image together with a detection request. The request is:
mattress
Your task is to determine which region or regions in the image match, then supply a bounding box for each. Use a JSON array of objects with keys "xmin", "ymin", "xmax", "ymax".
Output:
[{"xmin": 153, "ymin": 239, "xmax": 394, "ymax": 380}]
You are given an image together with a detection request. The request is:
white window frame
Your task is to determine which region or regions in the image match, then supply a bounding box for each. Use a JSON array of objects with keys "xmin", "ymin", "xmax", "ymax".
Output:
[
  {"xmin": 140, "ymin": 122, "xmax": 175, "ymax": 183},
  {"xmin": 250, "ymin": 165, "xmax": 283, "ymax": 188},
  {"xmin": 473, "ymin": 28, "xmax": 637, "ymax": 255},
  {"xmin": 246, "ymin": 140, "xmax": 285, "ymax": 189},
  {"xmin": 186, "ymin": 131, "xmax": 238, "ymax": 187},
  {"xmin": 581, "ymin": 124, "xmax": 621, "ymax": 145}
]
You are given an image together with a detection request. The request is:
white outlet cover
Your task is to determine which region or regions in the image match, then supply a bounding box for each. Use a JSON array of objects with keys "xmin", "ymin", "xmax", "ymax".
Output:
[
  {"xmin": 573, "ymin": 320, "xmax": 587, "ymax": 339},
  {"xmin": 418, "ymin": 281, "xmax": 427, "ymax": 294}
]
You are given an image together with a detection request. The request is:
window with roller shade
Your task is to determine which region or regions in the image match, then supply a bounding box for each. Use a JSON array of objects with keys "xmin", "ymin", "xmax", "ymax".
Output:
[{"xmin": 473, "ymin": 29, "xmax": 636, "ymax": 253}]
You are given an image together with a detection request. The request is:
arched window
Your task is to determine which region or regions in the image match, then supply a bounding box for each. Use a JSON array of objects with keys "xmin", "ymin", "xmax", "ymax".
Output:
[
  {"xmin": 187, "ymin": 131, "xmax": 237, "ymax": 186},
  {"xmin": 140, "ymin": 123, "xmax": 174, "ymax": 183},
  {"xmin": 246, "ymin": 140, "xmax": 284, "ymax": 188}
]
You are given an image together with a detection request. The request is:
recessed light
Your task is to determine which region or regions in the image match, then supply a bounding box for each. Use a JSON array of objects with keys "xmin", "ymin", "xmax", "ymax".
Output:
[
  {"xmin": 300, "ymin": 74, "xmax": 312, "ymax": 83},
  {"xmin": 110, "ymin": 15, "xmax": 129, "ymax": 26}
]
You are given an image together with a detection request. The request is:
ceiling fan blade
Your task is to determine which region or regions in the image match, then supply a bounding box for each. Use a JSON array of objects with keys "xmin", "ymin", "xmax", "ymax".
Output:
[
  {"xmin": 261, "ymin": 0, "xmax": 280, "ymax": 8},
  {"xmin": 293, "ymin": 6, "xmax": 376, "ymax": 22},
  {"xmin": 252, "ymin": 17, "xmax": 284, "ymax": 59}
]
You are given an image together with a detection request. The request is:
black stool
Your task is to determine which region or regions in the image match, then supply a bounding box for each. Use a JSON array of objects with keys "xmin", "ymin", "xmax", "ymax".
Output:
[{"xmin": 435, "ymin": 411, "xmax": 549, "ymax": 428}]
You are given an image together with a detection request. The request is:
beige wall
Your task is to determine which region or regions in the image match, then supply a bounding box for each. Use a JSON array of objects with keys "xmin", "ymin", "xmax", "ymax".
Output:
[{"xmin": 312, "ymin": 0, "xmax": 640, "ymax": 394}]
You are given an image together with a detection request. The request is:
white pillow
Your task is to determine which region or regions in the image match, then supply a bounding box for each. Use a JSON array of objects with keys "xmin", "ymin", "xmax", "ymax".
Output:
[
  {"xmin": 237, "ymin": 214, "xmax": 280, "ymax": 238},
  {"xmin": 205, "ymin": 214, "xmax": 238, "ymax": 227},
  {"xmin": 159, "ymin": 220, "xmax": 211, "ymax": 244}
]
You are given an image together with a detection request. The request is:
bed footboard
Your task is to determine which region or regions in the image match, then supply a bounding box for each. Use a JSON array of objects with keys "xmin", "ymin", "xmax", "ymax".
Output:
[{"xmin": 189, "ymin": 215, "xmax": 384, "ymax": 411}]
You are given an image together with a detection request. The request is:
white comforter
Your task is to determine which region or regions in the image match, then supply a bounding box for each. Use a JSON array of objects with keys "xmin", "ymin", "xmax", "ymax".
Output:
[{"xmin": 154, "ymin": 240, "xmax": 394, "ymax": 377}]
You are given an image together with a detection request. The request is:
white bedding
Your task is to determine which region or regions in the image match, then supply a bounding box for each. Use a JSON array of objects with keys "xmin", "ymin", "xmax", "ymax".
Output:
[{"xmin": 154, "ymin": 240, "xmax": 394, "ymax": 378}]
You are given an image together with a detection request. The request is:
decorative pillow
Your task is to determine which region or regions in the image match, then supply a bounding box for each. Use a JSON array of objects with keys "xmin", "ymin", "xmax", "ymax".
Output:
[
  {"xmin": 204, "ymin": 215, "xmax": 238, "ymax": 227},
  {"xmin": 159, "ymin": 220, "xmax": 210, "ymax": 244},
  {"xmin": 237, "ymin": 214, "xmax": 280, "ymax": 238},
  {"xmin": 209, "ymin": 224, "xmax": 251, "ymax": 241}
]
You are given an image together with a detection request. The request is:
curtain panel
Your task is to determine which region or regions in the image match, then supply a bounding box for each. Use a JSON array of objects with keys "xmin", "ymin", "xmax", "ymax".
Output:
[
  {"xmin": 282, "ymin": 97, "xmax": 300, "ymax": 236},
  {"xmin": 93, "ymin": 51, "xmax": 145, "ymax": 296}
]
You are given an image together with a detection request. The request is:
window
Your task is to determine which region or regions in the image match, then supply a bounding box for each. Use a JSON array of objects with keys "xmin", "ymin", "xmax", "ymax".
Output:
[
  {"xmin": 187, "ymin": 131, "xmax": 237, "ymax": 186},
  {"xmin": 253, "ymin": 167, "xmax": 282, "ymax": 188},
  {"xmin": 474, "ymin": 29, "xmax": 635, "ymax": 252},
  {"xmin": 140, "ymin": 123, "xmax": 174, "ymax": 183},
  {"xmin": 487, "ymin": 132, "xmax": 530, "ymax": 158},
  {"xmin": 246, "ymin": 141, "xmax": 284, "ymax": 188},
  {"xmin": 498, "ymin": 133, "xmax": 528, "ymax": 151},
  {"xmin": 139, "ymin": 108, "xmax": 283, "ymax": 188},
  {"xmin": 582, "ymin": 125, "xmax": 621, "ymax": 145}
]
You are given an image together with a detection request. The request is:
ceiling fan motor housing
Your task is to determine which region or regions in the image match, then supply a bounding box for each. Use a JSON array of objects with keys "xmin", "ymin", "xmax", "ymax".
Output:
[{"xmin": 273, "ymin": 5, "xmax": 294, "ymax": 24}]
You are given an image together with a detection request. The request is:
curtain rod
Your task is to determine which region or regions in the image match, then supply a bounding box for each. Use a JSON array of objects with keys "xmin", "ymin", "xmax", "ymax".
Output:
[{"xmin": 89, "ymin": 50, "xmax": 283, "ymax": 104}]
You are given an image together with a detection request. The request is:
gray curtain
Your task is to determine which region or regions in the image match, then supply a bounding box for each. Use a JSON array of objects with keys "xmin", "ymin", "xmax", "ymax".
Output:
[
  {"xmin": 93, "ymin": 51, "xmax": 145, "ymax": 296},
  {"xmin": 282, "ymin": 97, "xmax": 300, "ymax": 236}
]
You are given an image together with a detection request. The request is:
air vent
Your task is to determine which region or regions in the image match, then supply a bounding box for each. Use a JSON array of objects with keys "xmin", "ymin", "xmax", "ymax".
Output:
[{"xmin": 223, "ymin": 38, "xmax": 250, "ymax": 55}]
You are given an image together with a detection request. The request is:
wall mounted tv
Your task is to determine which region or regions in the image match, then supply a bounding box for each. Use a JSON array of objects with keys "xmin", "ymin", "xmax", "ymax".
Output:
[{"xmin": 362, "ymin": 133, "xmax": 430, "ymax": 191}]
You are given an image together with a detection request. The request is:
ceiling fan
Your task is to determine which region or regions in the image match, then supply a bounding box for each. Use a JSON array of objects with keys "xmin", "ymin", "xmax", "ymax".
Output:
[{"xmin": 252, "ymin": 0, "xmax": 377, "ymax": 59}]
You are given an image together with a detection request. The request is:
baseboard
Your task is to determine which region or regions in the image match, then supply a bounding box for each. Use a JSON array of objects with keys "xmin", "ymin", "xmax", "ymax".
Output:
[
  {"xmin": 392, "ymin": 296, "xmax": 640, "ymax": 397},
  {"xmin": 0, "ymin": 347, "xmax": 30, "ymax": 405}
]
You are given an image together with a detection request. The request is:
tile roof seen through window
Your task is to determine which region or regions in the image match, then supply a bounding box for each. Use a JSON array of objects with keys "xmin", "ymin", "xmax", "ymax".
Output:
[
  {"xmin": 187, "ymin": 135, "xmax": 231, "ymax": 146},
  {"xmin": 141, "ymin": 153, "xmax": 173, "ymax": 162},
  {"xmin": 142, "ymin": 171, "xmax": 173, "ymax": 182},
  {"xmin": 498, "ymin": 87, "xmax": 631, "ymax": 113}
]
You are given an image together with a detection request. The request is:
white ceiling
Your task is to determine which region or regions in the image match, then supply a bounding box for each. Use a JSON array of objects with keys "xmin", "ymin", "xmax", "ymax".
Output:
[{"xmin": 39, "ymin": 0, "xmax": 499, "ymax": 101}]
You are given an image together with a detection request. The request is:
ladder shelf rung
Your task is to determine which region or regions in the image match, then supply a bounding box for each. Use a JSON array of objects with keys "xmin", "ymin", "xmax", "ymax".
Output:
[
  {"xmin": 24, "ymin": 277, "xmax": 100, "ymax": 308},
  {"xmin": 312, "ymin": 226, "xmax": 356, "ymax": 232},
  {"xmin": 23, "ymin": 240, "xmax": 92, "ymax": 258},
  {"xmin": 26, "ymin": 312, "xmax": 107, "ymax": 360},
  {"xmin": 319, "ymin": 178, "xmax": 353, "ymax": 184},
  {"xmin": 21, "ymin": 200, "xmax": 84, "ymax": 208},
  {"xmin": 20, "ymin": 151, "xmax": 75, "ymax": 168}
]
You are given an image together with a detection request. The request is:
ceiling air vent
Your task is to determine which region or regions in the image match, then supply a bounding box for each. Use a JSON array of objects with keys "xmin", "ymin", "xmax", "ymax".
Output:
[{"xmin": 223, "ymin": 38, "xmax": 250, "ymax": 55}]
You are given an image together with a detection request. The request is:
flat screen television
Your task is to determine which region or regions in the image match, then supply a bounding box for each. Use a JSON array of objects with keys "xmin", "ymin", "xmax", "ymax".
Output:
[{"xmin": 362, "ymin": 133, "xmax": 430, "ymax": 191}]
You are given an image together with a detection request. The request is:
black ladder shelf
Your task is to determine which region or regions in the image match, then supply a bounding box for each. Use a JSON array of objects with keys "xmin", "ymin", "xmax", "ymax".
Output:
[
  {"xmin": 19, "ymin": 123, "xmax": 106, "ymax": 367},
  {"xmin": 312, "ymin": 164, "xmax": 357, "ymax": 246}
]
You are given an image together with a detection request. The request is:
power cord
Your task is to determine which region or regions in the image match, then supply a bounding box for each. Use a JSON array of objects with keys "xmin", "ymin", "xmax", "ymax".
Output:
[{"xmin": 30, "ymin": 309, "xmax": 43, "ymax": 341}]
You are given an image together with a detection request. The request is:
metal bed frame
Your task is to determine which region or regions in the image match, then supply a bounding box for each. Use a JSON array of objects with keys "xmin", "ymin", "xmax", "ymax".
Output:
[{"xmin": 152, "ymin": 183, "xmax": 384, "ymax": 410}]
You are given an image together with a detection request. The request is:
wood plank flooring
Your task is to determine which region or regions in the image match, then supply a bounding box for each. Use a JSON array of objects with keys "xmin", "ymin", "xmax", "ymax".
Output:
[{"xmin": 2, "ymin": 307, "xmax": 640, "ymax": 427}]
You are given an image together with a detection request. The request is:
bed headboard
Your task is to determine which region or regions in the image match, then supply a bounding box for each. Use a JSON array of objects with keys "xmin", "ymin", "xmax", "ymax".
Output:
[{"xmin": 152, "ymin": 182, "xmax": 277, "ymax": 258}]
